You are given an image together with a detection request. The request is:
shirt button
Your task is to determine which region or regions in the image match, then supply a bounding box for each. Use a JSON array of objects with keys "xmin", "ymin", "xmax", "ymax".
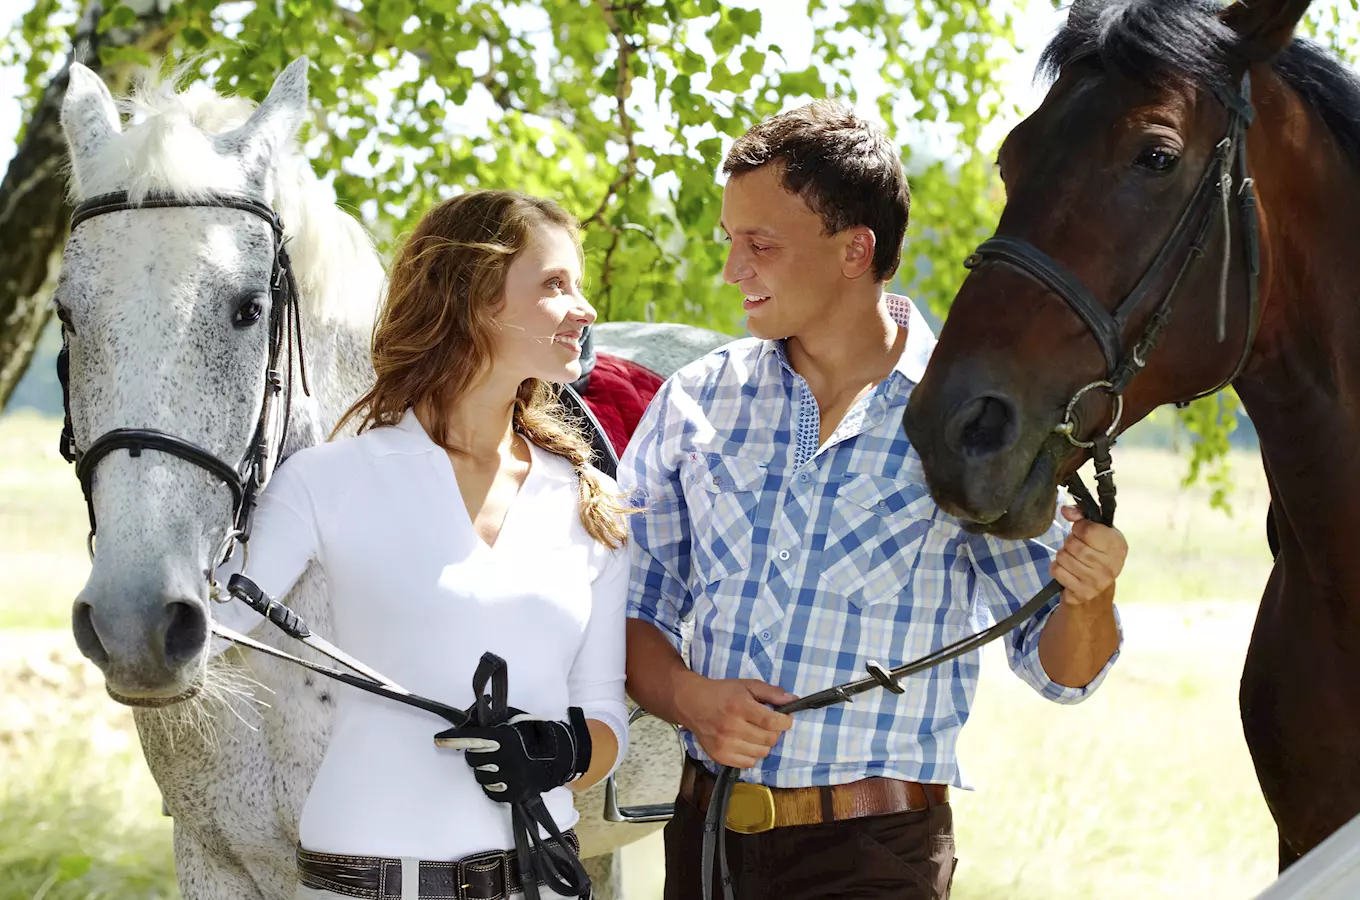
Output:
[
  {"xmin": 799, "ymin": 472, "xmax": 811, "ymax": 483},
  {"xmin": 761, "ymin": 630, "xmax": 773, "ymax": 641},
  {"xmin": 778, "ymin": 550, "xmax": 791, "ymax": 561},
  {"xmin": 878, "ymin": 500, "xmax": 889, "ymax": 510}
]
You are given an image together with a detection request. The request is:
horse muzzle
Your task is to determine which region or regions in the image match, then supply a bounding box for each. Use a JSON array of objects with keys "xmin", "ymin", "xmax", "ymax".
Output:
[{"xmin": 72, "ymin": 576, "xmax": 210, "ymax": 704}]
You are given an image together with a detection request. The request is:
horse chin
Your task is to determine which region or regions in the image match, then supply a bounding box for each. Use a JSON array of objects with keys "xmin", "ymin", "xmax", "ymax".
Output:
[
  {"xmin": 104, "ymin": 667, "xmax": 207, "ymax": 708},
  {"xmin": 107, "ymin": 681, "xmax": 204, "ymax": 708},
  {"xmin": 951, "ymin": 447, "xmax": 1063, "ymax": 541}
]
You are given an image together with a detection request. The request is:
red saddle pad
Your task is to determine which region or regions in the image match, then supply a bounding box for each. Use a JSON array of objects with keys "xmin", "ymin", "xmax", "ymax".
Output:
[{"xmin": 579, "ymin": 353, "xmax": 665, "ymax": 458}]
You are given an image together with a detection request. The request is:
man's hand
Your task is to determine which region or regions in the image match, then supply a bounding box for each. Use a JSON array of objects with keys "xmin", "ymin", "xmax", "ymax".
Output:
[
  {"xmin": 674, "ymin": 672, "xmax": 796, "ymax": 768},
  {"xmin": 1052, "ymin": 505, "xmax": 1127, "ymax": 606}
]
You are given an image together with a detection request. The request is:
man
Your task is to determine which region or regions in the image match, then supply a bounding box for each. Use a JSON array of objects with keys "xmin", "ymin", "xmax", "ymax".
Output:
[{"xmin": 620, "ymin": 100, "xmax": 1126, "ymax": 900}]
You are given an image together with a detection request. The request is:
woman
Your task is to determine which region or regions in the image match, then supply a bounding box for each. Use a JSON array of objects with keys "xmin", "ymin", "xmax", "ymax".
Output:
[{"xmin": 239, "ymin": 190, "xmax": 629, "ymax": 899}]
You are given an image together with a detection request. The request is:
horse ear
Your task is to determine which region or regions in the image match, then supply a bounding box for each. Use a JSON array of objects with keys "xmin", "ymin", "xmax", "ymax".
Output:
[
  {"xmin": 61, "ymin": 63, "xmax": 122, "ymax": 173},
  {"xmin": 217, "ymin": 56, "xmax": 310, "ymax": 193},
  {"xmin": 1221, "ymin": 0, "xmax": 1313, "ymax": 63}
]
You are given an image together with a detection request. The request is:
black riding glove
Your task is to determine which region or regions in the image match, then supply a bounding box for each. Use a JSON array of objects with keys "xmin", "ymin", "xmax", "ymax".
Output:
[{"xmin": 434, "ymin": 707, "xmax": 592, "ymax": 804}]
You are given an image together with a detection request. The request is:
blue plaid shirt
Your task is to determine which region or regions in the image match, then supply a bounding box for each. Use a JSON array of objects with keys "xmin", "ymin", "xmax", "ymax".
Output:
[{"xmin": 620, "ymin": 295, "xmax": 1121, "ymax": 789}]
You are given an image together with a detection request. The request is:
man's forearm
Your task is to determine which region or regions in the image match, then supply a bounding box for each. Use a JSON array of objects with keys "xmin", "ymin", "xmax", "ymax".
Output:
[
  {"xmin": 1038, "ymin": 587, "xmax": 1120, "ymax": 688},
  {"xmin": 626, "ymin": 619, "xmax": 698, "ymax": 728}
]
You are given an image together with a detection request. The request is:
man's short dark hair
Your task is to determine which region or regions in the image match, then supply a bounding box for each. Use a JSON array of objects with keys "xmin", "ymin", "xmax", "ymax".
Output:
[{"xmin": 722, "ymin": 100, "xmax": 910, "ymax": 283}]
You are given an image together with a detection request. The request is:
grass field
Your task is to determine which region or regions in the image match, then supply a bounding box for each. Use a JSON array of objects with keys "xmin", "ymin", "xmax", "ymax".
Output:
[{"xmin": 0, "ymin": 410, "xmax": 1281, "ymax": 899}]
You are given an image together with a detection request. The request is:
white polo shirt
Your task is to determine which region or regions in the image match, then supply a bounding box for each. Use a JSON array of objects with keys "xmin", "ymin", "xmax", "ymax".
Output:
[{"xmin": 241, "ymin": 408, "xmax": 629, "ymax": 860}]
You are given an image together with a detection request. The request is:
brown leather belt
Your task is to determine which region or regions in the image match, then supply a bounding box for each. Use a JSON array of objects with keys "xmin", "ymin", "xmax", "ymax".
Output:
[
  {"xmin": 296, "ymin": 830, "xmax": 578, "ymax": 900},
  {"xmin": 679, "ymin": 758, "xmax": 947, "ymax": 834}
]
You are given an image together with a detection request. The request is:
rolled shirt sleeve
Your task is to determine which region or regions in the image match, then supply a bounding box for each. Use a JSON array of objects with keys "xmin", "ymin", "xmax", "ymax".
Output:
[
  {"xmin": 617, "ymin": 379, "xmax": 695, "ymax": 653},
  {"xmin": 964, "ymin": 505, "xmax": 1122, "ymax": 704}
]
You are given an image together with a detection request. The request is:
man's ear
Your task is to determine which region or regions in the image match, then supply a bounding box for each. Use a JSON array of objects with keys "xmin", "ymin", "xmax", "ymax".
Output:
[
  {"xmin": 843, "ymin": 228, "xmax": 877, "ymax": 280},
  {"xmin": 1221, "ymin": 0, "xmax": 1313, "ymax": 64}
]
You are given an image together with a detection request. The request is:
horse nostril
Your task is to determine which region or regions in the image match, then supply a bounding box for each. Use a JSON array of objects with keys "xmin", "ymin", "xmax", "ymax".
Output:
[
  {"xmin": 162, "ymin": 601, "xmax": 208, "ymax": 669},
  {"xmin": 947, "ymin": 394, "xmax": 1019, "ymax": 459},
  {"xmin": 72, "ymin": 601, "xmax": 109, "ymax": 668}
]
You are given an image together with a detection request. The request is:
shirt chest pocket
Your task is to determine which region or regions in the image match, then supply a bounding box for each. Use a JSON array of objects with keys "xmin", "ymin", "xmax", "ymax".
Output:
[
  {"xmin": 681, "ymin": 453, "xmax": 767, "ymax": 585},
  {"xmin": 819, "ymin": 474, "xmax": 937, "ymax": 609}
]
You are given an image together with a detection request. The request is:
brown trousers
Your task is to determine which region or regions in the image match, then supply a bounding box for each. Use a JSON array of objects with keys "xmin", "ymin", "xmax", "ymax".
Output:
[{"xmin": 661, "ymin": 793, "xmax": 957, "ymax": 900}]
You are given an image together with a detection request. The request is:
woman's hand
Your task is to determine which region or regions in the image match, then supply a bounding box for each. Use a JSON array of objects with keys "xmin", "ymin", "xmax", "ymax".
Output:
[{"xmin": 435, "ymin": 706, "xmax": 592, "ymax": 803}]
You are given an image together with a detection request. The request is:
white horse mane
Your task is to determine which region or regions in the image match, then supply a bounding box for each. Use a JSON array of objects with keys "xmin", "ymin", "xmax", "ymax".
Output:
[{"xmin": 67, "ymin": 70, "xmax": 382, "ymax": 330}]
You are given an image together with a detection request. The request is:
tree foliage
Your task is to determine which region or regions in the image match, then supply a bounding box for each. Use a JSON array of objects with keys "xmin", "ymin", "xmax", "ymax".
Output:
[
  {"xmin": 3, "ymin": 0, "xmax": 1359, "ymax": 497},
  {"xmin": 3, "ymin": 0, "xmax": 1021, "ymax": 335}
]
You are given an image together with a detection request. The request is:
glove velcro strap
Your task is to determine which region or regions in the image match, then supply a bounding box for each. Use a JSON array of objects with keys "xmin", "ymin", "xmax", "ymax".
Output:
[{"xmin": 566, "ymin": 706, "xmax": 592, "ymax": 782}]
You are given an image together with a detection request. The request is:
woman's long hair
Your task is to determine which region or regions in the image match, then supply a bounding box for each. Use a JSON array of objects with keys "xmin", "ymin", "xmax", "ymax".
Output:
[{"xmin": 335, "ymin": 190, "xmax": 627, "ymax": 548}]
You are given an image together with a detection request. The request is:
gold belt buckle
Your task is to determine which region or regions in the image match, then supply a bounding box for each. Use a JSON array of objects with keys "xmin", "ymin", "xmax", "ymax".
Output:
[{"xmin": 725, "ymin": 782, "xmax": 777, "ymax": 834}]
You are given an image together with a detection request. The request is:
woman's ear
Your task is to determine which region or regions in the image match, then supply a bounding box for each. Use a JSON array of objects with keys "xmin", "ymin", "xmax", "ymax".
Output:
[{"xmin": 1221, "ymin": 0, "xmax": 1313, "ymax": 65}]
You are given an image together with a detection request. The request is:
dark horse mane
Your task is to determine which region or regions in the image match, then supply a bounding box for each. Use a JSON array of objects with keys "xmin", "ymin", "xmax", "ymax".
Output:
[{"xmin": 1038, "ymin": 0, "xmax": 1360, "ymax": 171}]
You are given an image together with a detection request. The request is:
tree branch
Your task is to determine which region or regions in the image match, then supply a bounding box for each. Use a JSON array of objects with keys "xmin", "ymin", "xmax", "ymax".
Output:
[
  {"xmin": 0, "ymin": 0, "xmax": 172, "ymax": 409},
  {"xmin": 582, "ymin": 0, "xmax": 641, "ymax": 231},
  {"xmin": 474, "ymin": 42, "xmax": 516, "ymax": 111}
]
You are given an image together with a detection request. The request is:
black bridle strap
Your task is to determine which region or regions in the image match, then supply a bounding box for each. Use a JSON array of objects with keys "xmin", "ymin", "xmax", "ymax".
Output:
[
  {"xmin": 968, "ymin": 73, "xmax": 1257, "ymax": 411},
  {"xmin": 61, "ymin": 190, "xmax": 306, "ymax": 561},
  {"xmin": 967, "ymin": 116, "xmax": 1241, "ymax": 386},
  {"xmin": 69, "ymin": 191, "xmax": 284, "ymax": 232},
  {"xmin": 211, "ymin": 622, "xmax": 472, "ymax": 728},
  {"xmin": 1180, "ymin": 99, "xmax": 1263, "ymax": 403},
  {"xmin": 74, "ymin": 430, "xmax": 246, "ymax": 533},
  {"xmin": 965, "ymin": 236, "xmax": 1123, "ymax": 375},
  {"xmin": 1111, "ymin": 127, "xmax": 1241, "ymax": 331}
]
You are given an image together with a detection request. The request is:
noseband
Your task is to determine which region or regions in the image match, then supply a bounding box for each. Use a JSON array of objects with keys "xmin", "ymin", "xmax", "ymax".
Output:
[
  {"xmin": 964, "ymin": 71, "xmax": 1262, "ymax": 451},
  {"xmin": 59, "ymin": 192, "xmax": 309, "ymax": 590}
]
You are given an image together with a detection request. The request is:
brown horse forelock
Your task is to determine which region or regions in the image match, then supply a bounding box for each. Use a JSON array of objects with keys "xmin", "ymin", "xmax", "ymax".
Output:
[{"xmin": 907, "ymin": 0, "xmax": 1360, "ymax": 868}]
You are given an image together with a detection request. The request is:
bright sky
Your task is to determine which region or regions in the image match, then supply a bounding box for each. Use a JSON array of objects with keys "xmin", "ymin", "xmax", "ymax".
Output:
[{"xmin": 0, "ymin": 1, "xmax": 1067, "ymax": 193}]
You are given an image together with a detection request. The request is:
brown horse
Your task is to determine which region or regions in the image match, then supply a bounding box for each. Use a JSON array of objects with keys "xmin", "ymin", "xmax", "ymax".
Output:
[{"xmin": 903, "ymin": 0, "xmax": 1360, "ymax": 871}]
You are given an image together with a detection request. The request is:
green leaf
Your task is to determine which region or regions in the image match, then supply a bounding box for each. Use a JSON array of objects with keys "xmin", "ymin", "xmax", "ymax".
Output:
[
  {"xmin": 57, "ymin": 854, "xmax": 93, "ymax": 881},
  {"xmin": 676, "ymin": 48, "xmax": 706, "ymax": 75},
  {"xmin": 710, "ymin": 18, "xmax": 741, "ymax": 56},
  {"xmin": 739, "ymin": 47, "xmax": 762, "ymax": 76},
  {"xmin": 97, "ymin": 2, "xmax": 138, "ymax": 32},
  {"xmin": 729, "ymin": 8, "xmax": 762, "ymax": 36}
]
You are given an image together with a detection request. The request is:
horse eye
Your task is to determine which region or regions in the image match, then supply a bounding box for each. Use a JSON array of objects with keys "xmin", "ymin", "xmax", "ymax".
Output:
[
  {"xmin": 1135, "ymin": 147, "xmax": 1180, "ymax": 173},
  {"xmin": 234, "ymin": 295, "xmax": 265, "ymax": 327},
  {"xmin": 53, "ymin": 301, "xmax": 75, "ymax": 335}
]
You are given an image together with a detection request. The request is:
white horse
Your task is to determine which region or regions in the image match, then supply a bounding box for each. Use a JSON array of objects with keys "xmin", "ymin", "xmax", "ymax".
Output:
[{"xmin": 57, "ymin": 57, "xmax": 728, "ymax": 899}]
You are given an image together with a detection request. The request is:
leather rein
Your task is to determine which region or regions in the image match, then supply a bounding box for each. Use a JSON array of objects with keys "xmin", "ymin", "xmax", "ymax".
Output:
[
  {"xmin": 218, "ymin": 575, "xmax": 591, "ymax": 900},
  {"xmin": 700, "ymin": 70, "xmax": 1262, "ymax": 900}
]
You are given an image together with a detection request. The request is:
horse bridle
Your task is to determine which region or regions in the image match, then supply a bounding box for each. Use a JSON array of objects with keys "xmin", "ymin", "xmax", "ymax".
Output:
[
  {"xmin": 965, "ymin": 69, "xmax": 1262, "ymax": 457},
  {"xmin": 701, "ymin": 70, "xmax": 1263, "ymax": 900},
  {"xmin": 59, "ymin": 191, "xmax": 310, "ymax": 590}
]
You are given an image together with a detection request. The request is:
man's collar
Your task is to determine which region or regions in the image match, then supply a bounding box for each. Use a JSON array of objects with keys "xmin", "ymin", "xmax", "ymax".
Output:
[{"xmin": 891, "ymin": 293, "xmax": 937, "ymax": 385}]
